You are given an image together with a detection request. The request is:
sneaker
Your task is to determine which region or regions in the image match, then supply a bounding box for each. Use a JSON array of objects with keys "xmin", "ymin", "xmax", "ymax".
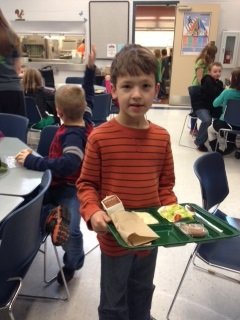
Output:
[
  {"xmin": 197, "ymin": 144, "xmax": 208, "ymax": 152},
  {"xmin": 57, "ymin": 266, "xmax": 75, "ymax": 285},
  {"xmin": 45, "ymin": 205, "xmax": 70, "ymax": 246},
  {"xmin": 190, "ymin": 129, "xmax": 198, "ymax": 137}
]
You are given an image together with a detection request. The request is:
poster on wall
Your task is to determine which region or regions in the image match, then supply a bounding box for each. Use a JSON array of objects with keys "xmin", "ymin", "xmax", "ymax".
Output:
[
  {"xmin": 107, "ymin": 44, "xmax": 117, "ymax": 58},
  {"xmin": 181, "ymin": 13, "xmax": 210, "ymax": 55}
]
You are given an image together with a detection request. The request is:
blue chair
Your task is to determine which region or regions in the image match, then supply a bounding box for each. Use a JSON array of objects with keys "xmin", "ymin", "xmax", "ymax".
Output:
[
  {"xmin": 167, "ymin": 152, "xmax": 240, "ymax": 320},
  {"xmin": 216, "ymin": 99, "xmax": 240, "ymax": 152},
  {"xmin": 178, "ymin": 86, "xmax": 200, "ymax": 148},
  {"xmin": 0, "ymin": 170, "xmax": 51, "ymax": 320},
  {"xmin": 0, "ymin": 113, "xmax": 29, "ymax": 143},
  {"xmin": 25, "ymin": 96, "xmax": 42, "ymax": 128},
  {"xmin": 92, "ymin": 93, "xmax": 112, "ymax": 126},
  {"xmin": 65, "ymin": 77, "xmax": 84, "ymax": 84},
  {"xmin": 37, "ymin": 125, "xmax": 59, "ymax": 157}
]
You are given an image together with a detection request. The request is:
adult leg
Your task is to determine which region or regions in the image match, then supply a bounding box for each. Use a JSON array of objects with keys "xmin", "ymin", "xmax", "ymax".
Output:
[
  {"xmin": 194, "ymin": 109, "xmax": 212, "ymax": 147},
  {"xmin": 128, "ymin": 248, "xmax": 158, "ymax": 320}
]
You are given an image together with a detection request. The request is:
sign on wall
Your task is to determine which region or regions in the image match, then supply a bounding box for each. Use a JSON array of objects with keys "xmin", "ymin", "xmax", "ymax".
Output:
[{"xmin": 181, "ymin": 12, "xmax": 211, "ymax": 55}]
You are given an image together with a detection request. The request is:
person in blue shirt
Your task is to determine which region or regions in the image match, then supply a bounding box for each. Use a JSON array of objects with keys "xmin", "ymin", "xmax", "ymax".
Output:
[
  {"xmin": 208, "ymin": 67, "xmax": 240, "ymax": 154},
  {"xmin": 16, "ymin": 47, "xmax": 96, "ymax": 285}
]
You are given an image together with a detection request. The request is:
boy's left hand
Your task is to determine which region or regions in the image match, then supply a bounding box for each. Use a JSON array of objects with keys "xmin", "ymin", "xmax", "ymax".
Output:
[{"xmin": 15, "ymin": 149, "xmax": 32, "ymax": 165}]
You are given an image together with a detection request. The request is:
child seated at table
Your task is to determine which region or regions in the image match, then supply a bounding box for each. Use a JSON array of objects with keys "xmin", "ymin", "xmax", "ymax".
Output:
[
  {"xmin": 192, "ymin": 62, "xmax": 224, "ymax": 151},
  {"xmin": 208, "ymin": 67, "xmax": 240, "ymax": 154},
  {"xmin": 22, "ymin": 67, "xmax": 58, "ymax": 120},
  {"xmin": 15, "ymin": 47, "xmax": 96, "ymax": 285}
]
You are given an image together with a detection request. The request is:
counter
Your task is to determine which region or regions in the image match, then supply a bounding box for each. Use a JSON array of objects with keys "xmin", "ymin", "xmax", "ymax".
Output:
[
  {"xmin": 24, "ymin": 59, "xmax": 86, "ymax": 73},
  {"xmin": 23, "ymin": 59, "xmax": 86, "ymax": 82}
]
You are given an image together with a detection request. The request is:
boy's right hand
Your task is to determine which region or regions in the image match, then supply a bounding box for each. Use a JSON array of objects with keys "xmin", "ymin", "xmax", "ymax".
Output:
[
  {"xmin": 87, "ymin": 45, "xmax": 96, "ymax": 69},
  {"xmin": 90, "ymin": 210, "xmax": 111, "ymax": 234},
  {"xmin": 15, "ymin": 148, "xmax": 32, "ymax": 165}
]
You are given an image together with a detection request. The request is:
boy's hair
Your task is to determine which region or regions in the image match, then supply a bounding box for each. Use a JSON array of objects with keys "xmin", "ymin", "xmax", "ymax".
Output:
[
  {"xmin": 154, "ymin": 48, "xmax": 161, "ymax": 59},
  {"xmin": 22, "ymin": 67, "xmax": 43, "ymax": 93},
  {"xmin": 230, "ymin": 67, "xmax": 240, "ymax": 90},
  {"xmin": 196, "ymin": 42, "xmax": 217, "ymax": 65},
  {"xmin": 55, "ymin": 85, "xmax": 86, "ymax": 121},
  {"xmin": 161, "ymin": 48, "xmax": 167, "ymax": 56},
  {"xmin": 0, "ymin": 9, "xmax": 21, "ymax": 56},
  {"xmin": 208, "ymin": 62, "xmax": 222, "ymax": 71},
  {"xmin": 110, "ymin": 44, "xmax": 158, "ymax": 86}
]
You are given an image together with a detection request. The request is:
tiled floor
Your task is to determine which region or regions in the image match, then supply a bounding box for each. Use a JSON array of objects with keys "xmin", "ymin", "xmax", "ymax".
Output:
[{"xmin": 10, "ymin": 106, "xmax": 240, "ymax": 320}]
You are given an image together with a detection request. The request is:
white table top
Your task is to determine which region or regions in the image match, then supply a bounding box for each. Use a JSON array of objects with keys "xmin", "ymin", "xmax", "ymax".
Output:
[
  {"xmin": 0, "ymin": 137, "xmax": 43, "ymax": 196},
  {"xmin": 0, "ymin": 194, "xmax": 24, "ymax": 222}
]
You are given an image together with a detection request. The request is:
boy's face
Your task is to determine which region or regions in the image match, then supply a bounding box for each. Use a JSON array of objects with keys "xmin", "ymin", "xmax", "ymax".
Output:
[
  {"xmin": 111, "ymin": 73, "xmax": 158, "ymax": 122},
  {"xmin": 210, "ymin": 65, "xmax": 222, "ymax": 80}
]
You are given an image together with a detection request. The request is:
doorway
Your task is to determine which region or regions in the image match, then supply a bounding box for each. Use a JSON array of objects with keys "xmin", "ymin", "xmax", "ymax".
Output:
[{"xmin": 132, "ymin": 1, "xmax": 178, "ymax": 105}]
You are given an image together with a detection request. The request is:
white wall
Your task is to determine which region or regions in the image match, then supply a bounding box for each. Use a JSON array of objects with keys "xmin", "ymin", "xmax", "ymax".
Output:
[{"xmin": 1, "ymin": 0, "xmax": 240, "ymax": 76}]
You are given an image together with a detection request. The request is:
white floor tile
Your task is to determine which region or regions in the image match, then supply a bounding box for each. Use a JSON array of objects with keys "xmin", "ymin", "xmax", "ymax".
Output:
[{"xmin": 10, "ymin": 106, "xmax": 240, "ymax": 320}]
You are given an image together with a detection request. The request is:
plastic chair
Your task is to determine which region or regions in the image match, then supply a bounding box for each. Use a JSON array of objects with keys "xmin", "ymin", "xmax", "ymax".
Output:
[
  {"xmin": 92, "ymin": 93, "xmax": 112, "ymax": 126},
  {"xmin": 167, "ymin": 152, "xmax": 240, "ymax": 320},
  {"xmin": 65, "ymin": 77, "xmax": 84, "ymax": 84},
  {"xmin": 0, "ymin": 170, "xmax": 51, "ymax": 320},
  {"xmin": 39, "ymin": 66, "xmax": 55, "ymax": 88},
  {"xmin": 0, "ymin": 113, "xmax": 29, "ymax": 143},
  {"xmin": 37, "ymin": 125, "xmax": 59, "ymax": 157},
  {"xmin": 215, "ymin": 99, "xmax": 240, "ymax": 153},
  {"xmin": 178, "ymin": 86, "xmax": 200, "ymax": 148},
  {"xmin": 25, "ymin": 96, "xmax": 42, "ymax": 128}
]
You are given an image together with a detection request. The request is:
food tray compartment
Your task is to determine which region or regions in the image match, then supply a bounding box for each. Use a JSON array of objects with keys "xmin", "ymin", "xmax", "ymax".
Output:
[{"xmin": 107, "ymin": 203, "xmax": 240, "ymax": 250}]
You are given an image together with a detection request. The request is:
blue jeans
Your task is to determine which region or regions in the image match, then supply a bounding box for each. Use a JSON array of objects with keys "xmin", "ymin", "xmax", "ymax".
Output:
[
  {"xmin": 42, "ymin": 185, "xmax": 85, "ymax": 271},
  {"xmin": 98, "ymin": 248, "xmax": 158, "ymax": 320},
  {"xmin": 195, "ymin": 109, "xmax": 212, "ymax": 146}
]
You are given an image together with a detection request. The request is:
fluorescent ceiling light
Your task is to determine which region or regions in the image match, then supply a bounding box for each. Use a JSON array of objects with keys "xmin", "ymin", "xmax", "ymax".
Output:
[
  {"xmin": 159, "ymin": 16, "xmax": 175, "ymax": 20},
  {"xmin": 136, "ymin": 16, "xmax": 156, "ymax": 20}
]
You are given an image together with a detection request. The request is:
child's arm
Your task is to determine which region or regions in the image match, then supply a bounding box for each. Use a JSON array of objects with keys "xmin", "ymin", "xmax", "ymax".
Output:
[
  {"xmin": 82, "ymin": 46, "xmax": 96, "ymax": 123},
  {"xmin": 15, "ymin": 131, "xmax": 84, "ymax": 175},
  {"xmin": 158, "ymin": 138, "xmax": 177, "ymax": 205},
  {"xmin": 213, "ymin": 90, "xmax": 226, "ymax": 107}
]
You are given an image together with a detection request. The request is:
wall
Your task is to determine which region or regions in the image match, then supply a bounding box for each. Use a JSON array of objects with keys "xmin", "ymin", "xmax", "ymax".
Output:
[{"xmin": 1, "ymin": 0, "xmax": 240, "ymax": 84}]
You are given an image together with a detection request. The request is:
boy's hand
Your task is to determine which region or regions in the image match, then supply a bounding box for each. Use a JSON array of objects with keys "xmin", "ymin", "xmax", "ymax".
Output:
[
  {"xmin": 90, "ymin": 210, "xmax": 111, "ymax": 234},
  {"xmin": 15, "ymin": 149, "xmax": 32, "ymax": 165},
  {"xmin": 87, "ymin": 45, "xmax": 96, "ymax": 69}
]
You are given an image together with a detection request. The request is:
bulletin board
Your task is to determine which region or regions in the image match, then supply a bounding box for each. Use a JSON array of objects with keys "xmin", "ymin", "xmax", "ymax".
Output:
[{"xmin": 89, "ymin": 1, "xmax": 129, "ymax": 60}]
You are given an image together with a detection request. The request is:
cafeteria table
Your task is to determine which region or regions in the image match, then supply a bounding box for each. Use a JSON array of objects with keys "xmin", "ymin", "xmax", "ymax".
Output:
[
  {"xmin": 0, "ymin": 137, "xmax": 43, "ymax": 196},
  {"xmin": 0, "ymin": 194, "xmax": 24, "ymax": 222}
]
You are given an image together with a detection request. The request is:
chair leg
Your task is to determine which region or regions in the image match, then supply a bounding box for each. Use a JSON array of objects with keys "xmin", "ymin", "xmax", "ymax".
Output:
[
  {"xmin": 20, "ymin": 239, "xmax": 70, "ymax": 301},
  {"xmin": 192, "ymin": 254, "xmax": 240, "ymax": 284},
  {"xmin": 0, "ymin": 277, "xmax": 22, "ymax": 320},
  {"xmin": 166, "ymin": 246, "xmax": 198, "ymax": 320},
  {"xmin": 179, "ymin": 114, "xmax": 197, "ymax": 148}
]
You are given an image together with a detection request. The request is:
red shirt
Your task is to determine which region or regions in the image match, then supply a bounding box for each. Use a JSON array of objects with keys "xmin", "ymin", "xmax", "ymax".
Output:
[{"xmin": 77, "ymin": 118, "xmax": 177, "ymax": 256}]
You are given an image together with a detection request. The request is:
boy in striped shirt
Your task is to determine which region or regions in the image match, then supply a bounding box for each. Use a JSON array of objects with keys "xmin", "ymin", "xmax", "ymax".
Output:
[{"xmin": 77, "ymin": 44, "xmax": 177, "ymax": 320}]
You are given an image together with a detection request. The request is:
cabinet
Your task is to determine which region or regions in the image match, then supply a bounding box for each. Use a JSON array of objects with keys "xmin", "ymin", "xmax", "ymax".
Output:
[{"xmin": 219, "ymin": 31, "xmax": 240, "ymax": 68}]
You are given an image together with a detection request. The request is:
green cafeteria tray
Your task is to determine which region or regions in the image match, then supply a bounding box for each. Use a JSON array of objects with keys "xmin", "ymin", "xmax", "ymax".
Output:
[{"xmin": 107, "ymin": 203, "xmax": 240, "ymax": 250}]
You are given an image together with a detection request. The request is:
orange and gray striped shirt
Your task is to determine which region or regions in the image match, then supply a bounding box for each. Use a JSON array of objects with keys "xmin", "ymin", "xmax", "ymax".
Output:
[{"xmin": 77, "ymin": 117, "xmax": 177, "ymax": 256}]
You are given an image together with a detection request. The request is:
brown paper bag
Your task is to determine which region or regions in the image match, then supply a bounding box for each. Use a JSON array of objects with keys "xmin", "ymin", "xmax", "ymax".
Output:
[{"xmin": 110, "ymin": 210, "xmax": 159, "ymax": 247}]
